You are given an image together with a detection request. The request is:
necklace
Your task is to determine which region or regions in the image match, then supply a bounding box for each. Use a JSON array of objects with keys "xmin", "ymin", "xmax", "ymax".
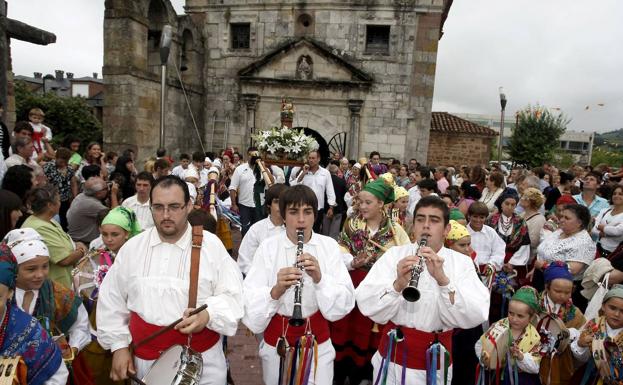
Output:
[
  {"xmin": 500, "ymin": 215, "xmax": 513, "ymax": 234},
  {"xmin": 0, "ymin": 304, "xmax": 9, "ymax": 347},
  {"xmin": 482, "ymin": 189, "xmax": 498, "ymax": 205}
]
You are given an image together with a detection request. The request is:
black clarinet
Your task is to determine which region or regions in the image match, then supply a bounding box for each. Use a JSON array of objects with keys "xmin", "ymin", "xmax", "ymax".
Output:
[
  {"xmin": 402, "ymin": 236, "xmax": 428, "ymax": 302},
  {"xmin": 289, "ymin": 229, "xmax": 306, "ymax": 326}
]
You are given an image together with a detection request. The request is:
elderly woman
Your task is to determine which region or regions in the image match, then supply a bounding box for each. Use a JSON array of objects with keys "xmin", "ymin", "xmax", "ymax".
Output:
[
  {"xmin": 535, "ymin": 204, "xmax": 595, "ymax": 309},
  {"xmin": 21, "ymin": 185, "xmax": 88, "ymax": 289},
  {"xmin": 332, "ymin": 177, "xmax": 410, "ymax": 385},
  {"xmin": 519, "ymin": 187, "xmax": 546, "ymax": 260},
  {"xmin": 592, "ymin": 185, "xmax": 623, "ymax": 258},
  {"xmin": 0, "ymin": 243, "xmax": 69, "ymax": 385},
  {"xmin": 479, "ymin": 171, "xmax": 505, "ymax": 213}
]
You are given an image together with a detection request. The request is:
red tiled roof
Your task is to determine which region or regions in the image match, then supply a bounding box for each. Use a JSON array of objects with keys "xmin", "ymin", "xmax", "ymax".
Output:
[{"xmin": 431, "ymin": 112, "xmax": 498, "ymax": 137}]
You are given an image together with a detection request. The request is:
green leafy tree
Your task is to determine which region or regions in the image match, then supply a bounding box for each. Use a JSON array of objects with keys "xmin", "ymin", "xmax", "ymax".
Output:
[
  {"xmin": 507, "ymin": 105, "xmax": 569, "ymax": 168},
  {"xmin": 14, "ymin": 80, "xmax": 102, "ymax": 149}
]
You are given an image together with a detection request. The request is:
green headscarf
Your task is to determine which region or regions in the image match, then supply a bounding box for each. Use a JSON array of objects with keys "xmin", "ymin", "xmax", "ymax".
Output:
[
  {"xmin": 101, "ymin": 206, "xmax": 142, "ymax": 238},
  {"xmin": 511, "ymin": 286, "xmax": 540, "ymax": 312},
  {"xmin": 603, "ymin": 284, "xmax": 623, "ymax": 304},
  {"xmin": 363, "ymin": 178, "xmax": 395, "ymax": 204}
]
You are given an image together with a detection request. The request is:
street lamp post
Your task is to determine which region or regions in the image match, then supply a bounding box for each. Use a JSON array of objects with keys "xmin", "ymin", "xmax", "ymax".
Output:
[
  {"xmin": 159, "ymin": 25, "xmax": 173, "ymax": 149},
  {"xmin": 498, "ymin": 87, "xmax": 507, "ymax": 164}
]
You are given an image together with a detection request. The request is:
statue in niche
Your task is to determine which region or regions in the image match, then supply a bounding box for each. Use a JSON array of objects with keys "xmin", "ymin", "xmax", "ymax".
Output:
[{"xmin": 296, "ymin": 55, "xmax": 313, "ymax": 80}]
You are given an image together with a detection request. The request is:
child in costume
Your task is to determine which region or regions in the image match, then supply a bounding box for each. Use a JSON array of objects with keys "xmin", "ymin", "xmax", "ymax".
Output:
[
  {"xmin": 571, "ymin": 284, "xmax": 623, "ymax": 384},
  {"xmin": 476, "ymin": 286, "xmax": 543, "ymax": 385},
  {"xmin": 537, "ymin": 261, "xmax": 586, "ymax": 385}
]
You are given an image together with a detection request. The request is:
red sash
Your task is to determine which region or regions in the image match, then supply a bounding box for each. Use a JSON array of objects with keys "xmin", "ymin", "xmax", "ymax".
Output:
[
  {"xmin": 264, "ymin": 311, "xmax": 330, "ymax": 347},
  {"xmin": 129, "ymin": 312, "xmax": 220, "ymax": 360},
  {"xmin": 377, "ymin": 321, "xmax": 453, "ymax": 370}
]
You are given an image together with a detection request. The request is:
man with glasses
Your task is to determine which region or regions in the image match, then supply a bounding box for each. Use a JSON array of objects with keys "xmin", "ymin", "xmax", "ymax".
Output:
[{"xmin": 97, "ymin": 176, "xmax": 244, "ymax": 384}]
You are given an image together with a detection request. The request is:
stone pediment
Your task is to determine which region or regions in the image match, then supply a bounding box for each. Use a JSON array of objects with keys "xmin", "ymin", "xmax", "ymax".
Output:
[{"xmin": 238, "ymin": 37, "xmax": 373, "ymax": 88}]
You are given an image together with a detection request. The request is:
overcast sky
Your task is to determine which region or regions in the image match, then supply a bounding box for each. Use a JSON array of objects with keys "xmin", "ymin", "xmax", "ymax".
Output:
[{"xmin": 7, "ymin": 0, "xmax": 623, "ymax": 133}]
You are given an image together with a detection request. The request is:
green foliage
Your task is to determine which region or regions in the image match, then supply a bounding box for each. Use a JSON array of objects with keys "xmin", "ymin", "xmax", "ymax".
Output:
[
  {"xmin": 591, "ymin": 147, "xmax": 623, "ymax": 168},
  {"xmin": 507, "ymin": 105, "xmax": 569, "ymax": 168},
  {"xmin": 552, "ymin": 148, "xmax": 575, "ymax": 169},
  {"xmin": 14, "ymin": 80, "xmax": 102, "ymax": 149}
]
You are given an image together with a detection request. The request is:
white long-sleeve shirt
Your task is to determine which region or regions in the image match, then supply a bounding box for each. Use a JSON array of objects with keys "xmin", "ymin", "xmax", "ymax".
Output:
[
  {"xmin": 592, "ymin": 207, "xmax": 623, "ymax": 252},
  {"xmin": 289, "ymin": 166, "xmax": 336, "ymax": 209},
  {"xmin": 121, "ymin": 195, "xmax": 155, "ymax": 230},
  {"xmin": 237, "ymin": 217, "xmax": 285, "ymax": 275},
  {"xmin": 467, "ymin": 223, "xmax": 506, "ymax": 270},
  {"xmin": 356, "ymin": 245, "xmax": 489, "ymax": 383},
  {"xmin": 242, "ymin": 232, "xmax": 355, "ymax": 335},
  {"xmin": 97, "ymin": 225, "xmax": 244, "ymax": 352},
  {"xmin": 474, "ymin": 332, "xmax": 540, "ymax": 374},
  {"xmin": 15, "ymin": 286, "xmax": 91, "ymax": 351}
]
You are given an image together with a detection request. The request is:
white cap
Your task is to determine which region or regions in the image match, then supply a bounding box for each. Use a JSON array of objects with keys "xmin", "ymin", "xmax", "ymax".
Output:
[{"xmin": 4, "ymin": 228, "xmax": 49, "ymax": 264}]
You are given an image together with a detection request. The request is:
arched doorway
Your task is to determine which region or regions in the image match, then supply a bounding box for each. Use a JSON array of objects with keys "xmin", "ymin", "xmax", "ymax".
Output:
[{"xmin": 293, "ymin": 127, "xmax": 330, "ymax": 167}]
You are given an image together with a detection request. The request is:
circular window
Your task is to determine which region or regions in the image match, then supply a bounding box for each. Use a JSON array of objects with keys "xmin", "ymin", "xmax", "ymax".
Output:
[{"xmin": 298, "ymin": 14, "xmax": 313, "ymax": 28}]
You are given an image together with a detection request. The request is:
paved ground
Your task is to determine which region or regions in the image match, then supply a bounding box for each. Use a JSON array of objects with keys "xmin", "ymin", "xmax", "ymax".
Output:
[{"xmin": 227, "ymin": 228, "xmax": 263, "ymax": 385}]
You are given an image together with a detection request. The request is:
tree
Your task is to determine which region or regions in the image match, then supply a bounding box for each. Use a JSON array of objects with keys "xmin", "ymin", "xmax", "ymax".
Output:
[
  {"xmin": 14, "ymin": 80, "xmax": 102, "ymax": 149},
  {"xmin": 591, "ymin": 147, "xmax": 623, "ymax": 168},
  {"xmin": 507, "ymin": 105, "xmax": 569, "ymax": 168}
]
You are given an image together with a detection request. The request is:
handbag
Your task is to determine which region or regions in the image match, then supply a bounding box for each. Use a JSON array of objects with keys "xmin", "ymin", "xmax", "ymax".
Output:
[{"xmin": 585, "ymin": 273, "xmax": 610, "ymax": 321}]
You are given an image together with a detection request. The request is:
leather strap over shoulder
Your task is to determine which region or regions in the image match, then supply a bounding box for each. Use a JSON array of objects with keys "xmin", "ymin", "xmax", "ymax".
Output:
[{"xmin": 188, "ymin": 225, "xmax": 203, "ymax": 309}]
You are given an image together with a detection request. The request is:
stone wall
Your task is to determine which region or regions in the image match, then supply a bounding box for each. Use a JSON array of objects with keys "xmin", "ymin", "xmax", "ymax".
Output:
[
  {"xmin": 187, "ymin": 0, "xmax": 446, "ymax": 160},
  {"xmin": 427, "ymin": 132, "xmax": 494, "ymax": 167}
]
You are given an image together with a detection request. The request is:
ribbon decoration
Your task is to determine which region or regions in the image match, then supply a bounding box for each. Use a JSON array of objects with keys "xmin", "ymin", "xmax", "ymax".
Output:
[
  {"xmin": 426, "ymin": 336, "xmax": 450, "ymax": 385},
  {"xmin": 278, "ymin": 333, "xmax": 318, "ymax": 385},
  {"xmin": 374, "ymin": 328, "xmax": 407, "ymax": 385}
]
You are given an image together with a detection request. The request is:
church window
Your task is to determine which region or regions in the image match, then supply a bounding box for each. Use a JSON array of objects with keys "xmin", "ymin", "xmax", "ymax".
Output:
[
  {"xmin": 365, "ymin": 25, "xmax": 390, "ymax": 54},
  {"xmin": 231, "ymin": 23, "xmax": 251, "ymax": 50}
]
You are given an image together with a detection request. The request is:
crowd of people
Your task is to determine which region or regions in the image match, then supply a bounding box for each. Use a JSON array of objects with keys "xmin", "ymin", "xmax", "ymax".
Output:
[{"xmin": 2, "ymin": 106, "xmax": 623, "ymax": 385}]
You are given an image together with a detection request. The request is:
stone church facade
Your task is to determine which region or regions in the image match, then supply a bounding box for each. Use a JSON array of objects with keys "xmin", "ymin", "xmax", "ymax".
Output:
[{"xmin": 103, "ymin": 0, "xmax": 451, "ymax": 162}]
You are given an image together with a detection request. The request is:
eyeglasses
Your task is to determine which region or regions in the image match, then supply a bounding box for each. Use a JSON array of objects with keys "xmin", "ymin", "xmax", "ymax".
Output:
[{"xmin": 150, "ymin": 203, "xmax": 187, "ymax": 214}]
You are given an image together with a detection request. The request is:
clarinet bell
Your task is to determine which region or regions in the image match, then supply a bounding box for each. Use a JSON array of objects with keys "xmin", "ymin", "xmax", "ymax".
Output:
[
  {"xmin": 289, "ymin": 305, "xmax": 305, "ymax": 327},
  {"xmin": 402, "ymin": 285, "xmax": 420, "ymax": 302}
]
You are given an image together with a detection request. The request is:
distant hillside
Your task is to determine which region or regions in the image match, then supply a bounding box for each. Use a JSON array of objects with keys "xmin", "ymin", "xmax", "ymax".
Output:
[{"xmin": 595, "ymin": 129, "xmax": 623, "ymax": 146}]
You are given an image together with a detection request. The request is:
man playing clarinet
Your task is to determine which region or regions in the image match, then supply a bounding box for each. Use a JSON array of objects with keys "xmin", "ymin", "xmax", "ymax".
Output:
[
  {"xmin": 242, "ymin": 184, "xmax": 355, "ymax": 385},
  {"xmin": 356, "ymin": 196, "xmax": 490, "ymax": 384}
]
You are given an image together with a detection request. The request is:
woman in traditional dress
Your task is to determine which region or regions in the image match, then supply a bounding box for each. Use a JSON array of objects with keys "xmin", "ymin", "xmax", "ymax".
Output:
[
  {"xmin": 537, "ymin": 262, "xmax": 586, "ymax": 385},
  {"xmin": 331, "ymin": 176, "xmax": 410, "ymax": 385},
  {"xmin": 0, "ymin": 242, "xmax": 69, "ymax": 385},
  {"xmin": 73, "ymin": 206, "xmax": 141, "ymax": 384},
  {"xmin": 485, "ymin": 189, "xmax": 531, "ymax": 321}
]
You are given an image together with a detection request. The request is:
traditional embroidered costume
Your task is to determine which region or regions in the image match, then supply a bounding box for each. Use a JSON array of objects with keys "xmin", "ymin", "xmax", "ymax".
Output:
[{"xmin": 0, "ymin": 242, "xmax": 68, "ymax": 385}]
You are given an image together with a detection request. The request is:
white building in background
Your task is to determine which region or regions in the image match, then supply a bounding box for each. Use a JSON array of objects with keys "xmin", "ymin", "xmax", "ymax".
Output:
[{"xmin": 453, "ymin": 112, "xmax": 595, "ymax": 165}]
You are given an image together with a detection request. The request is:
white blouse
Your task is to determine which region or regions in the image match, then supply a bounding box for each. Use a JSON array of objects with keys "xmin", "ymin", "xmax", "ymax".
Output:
[
  {"xmin": 592, "ymin": 207, "xmax": 623, "ymax": 252},
  {"xmin": 537, "ymin": 229, "xmax": 596, "ymax": 280}
]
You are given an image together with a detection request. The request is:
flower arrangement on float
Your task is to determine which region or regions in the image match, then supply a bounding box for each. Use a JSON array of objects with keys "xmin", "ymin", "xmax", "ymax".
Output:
[{"xmin": 252, "ymin": 126, "xmax": 318, "ymax": 161}]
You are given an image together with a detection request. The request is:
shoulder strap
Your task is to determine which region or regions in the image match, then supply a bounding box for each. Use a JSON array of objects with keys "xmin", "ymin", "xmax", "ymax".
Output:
[{"xmin": 189, "ymin": 225, "xmax": 203, "ymax": 309}]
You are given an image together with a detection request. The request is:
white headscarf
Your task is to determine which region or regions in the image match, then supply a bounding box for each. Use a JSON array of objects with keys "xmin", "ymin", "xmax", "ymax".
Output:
[{"xmin": 4, "ymin": 228, "xmax": 49, "ymax": 264}]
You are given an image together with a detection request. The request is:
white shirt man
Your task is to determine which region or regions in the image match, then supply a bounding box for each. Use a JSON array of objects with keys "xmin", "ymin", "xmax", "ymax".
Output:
[
  {"xmin": 356, "ymin": 197, "xmax": 489, "ymax": 385},
  {"xmin": 289, "ymin": 151, "xmax": 336, "ymax": 213},
  {"xmin": 97, "ymin": 177, "xmax": 243, "ymax": 385},
  {"xmin": 242, "ymin": 185, "xmax": 355, "ymax": 385},
  {"xmin": 121, "ymin": 174, "xmax": 155, "ymax": 230},
  {"xmin": 237, "ymin": 184, "xmax": 287, "ymax": 275}
]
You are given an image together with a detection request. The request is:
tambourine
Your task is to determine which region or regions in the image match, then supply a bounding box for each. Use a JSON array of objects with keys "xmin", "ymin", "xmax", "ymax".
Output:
[{"xmin": 537, "ymin": 314, "xmax": 571, "ymax": 355}]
